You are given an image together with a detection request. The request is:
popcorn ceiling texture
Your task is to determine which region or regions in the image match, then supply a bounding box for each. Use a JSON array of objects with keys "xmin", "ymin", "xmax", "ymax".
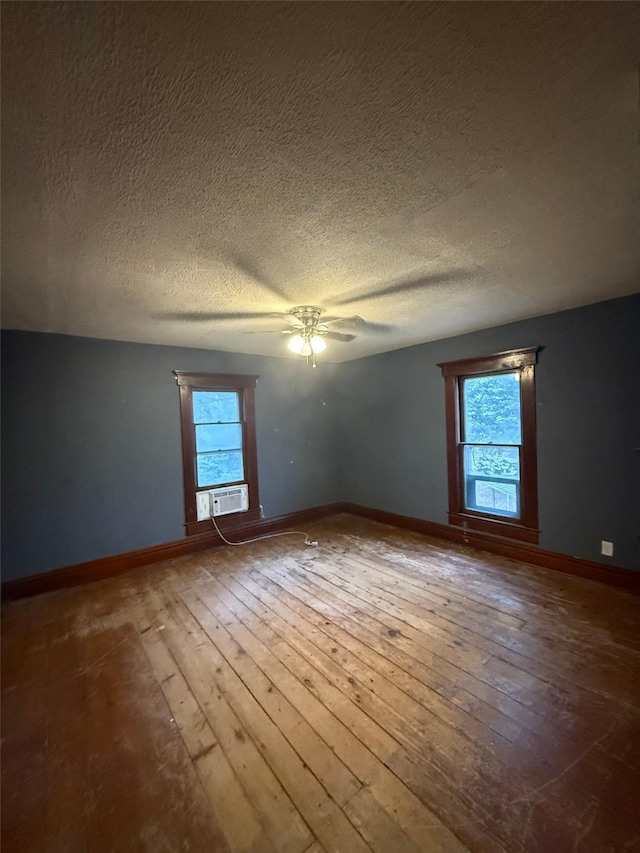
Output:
[{"xmin": 2, "ymin": 2, "xmax": 639, "ymax": 362}]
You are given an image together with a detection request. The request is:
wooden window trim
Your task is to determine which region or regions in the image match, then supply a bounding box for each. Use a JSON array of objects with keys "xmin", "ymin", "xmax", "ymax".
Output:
[
  {"xmin": 438, "ymin": 347, "xmax": 540, "ymax": 544},
  {"xmin": 175, "ymin": 371, "xmax": 261, "ymax": 536}
]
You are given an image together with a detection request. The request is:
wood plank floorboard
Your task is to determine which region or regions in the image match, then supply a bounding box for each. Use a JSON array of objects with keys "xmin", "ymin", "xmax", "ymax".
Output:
[{"xmin": 2, "ymin": 515, "xmax": 640, "ymax": 852}]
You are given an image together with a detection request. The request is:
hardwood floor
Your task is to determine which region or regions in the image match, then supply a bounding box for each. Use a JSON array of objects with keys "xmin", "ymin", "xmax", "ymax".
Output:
[{"xmin": 2, "ymin": 515, "xmax": 640, "ymax": 852}]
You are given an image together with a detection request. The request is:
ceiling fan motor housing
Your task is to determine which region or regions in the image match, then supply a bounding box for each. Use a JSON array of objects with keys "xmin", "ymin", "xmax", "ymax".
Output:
[{"xmin": 289, "ymin": 306, "xmax": 328, "ymax": 335}]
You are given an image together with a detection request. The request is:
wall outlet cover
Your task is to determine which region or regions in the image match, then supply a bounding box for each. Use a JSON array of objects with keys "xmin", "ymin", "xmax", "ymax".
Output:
[{"xmin": 601, "ymin": 540, "xmax": 614, "ymax": 557}]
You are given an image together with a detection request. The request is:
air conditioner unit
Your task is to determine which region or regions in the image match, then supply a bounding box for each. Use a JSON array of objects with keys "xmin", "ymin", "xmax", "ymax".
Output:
[
  {"xmin": 195, "ymin": 484, "xmax": 250, "ymax": 521},
  {"xmin": 210, "ymin": 484, "xmax": 249, "ymax": 517}
]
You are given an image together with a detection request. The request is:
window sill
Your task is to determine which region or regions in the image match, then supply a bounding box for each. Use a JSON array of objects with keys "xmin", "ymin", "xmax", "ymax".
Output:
[
  {"xmin": 448, "ymin": 511, "xmax": 539, "ymax": 544},
  {"xmin": 186, "ymin": 506, "xmax": 262, "ymax": 537}
]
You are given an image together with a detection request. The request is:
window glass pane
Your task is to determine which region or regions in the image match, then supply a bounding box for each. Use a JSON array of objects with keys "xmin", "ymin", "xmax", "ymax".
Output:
[
  {"xmin": 196, "ymin": 423, "xmax": 242, "ymax": 453},
  {"xmin": 469, "ymin": 480, "xmax": 519, "ymax": 516},
  {"xmin": 464, "ymin": 444, "xmax": 519, "ymax": 479},
  {"xmin": 462, "ymin": 373, "xmax": 521, "ymax": 444},
  {"xmin": 193, "ymin": 391, "xmax": 240, "ymax": 424},
  {"xmin": 197, "ymin": 450, "xmax": 244, "ymax": 487},
  {"xmin": 464, "ymin": 445, "xmax": 520, "ymax": 517}
]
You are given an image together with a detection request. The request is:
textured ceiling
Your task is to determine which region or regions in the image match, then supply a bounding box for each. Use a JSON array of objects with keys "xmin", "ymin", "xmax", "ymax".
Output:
[{"xmin": 2, "ymin": 2, "xmax": 639, "ymax": 362}]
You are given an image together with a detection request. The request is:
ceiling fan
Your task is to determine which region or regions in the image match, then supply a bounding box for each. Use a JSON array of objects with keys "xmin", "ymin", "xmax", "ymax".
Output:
[
  {"xmin": 282, "ymin": 306, "xmax": 353, "ymax": 367},
  {"xmin": 159, "ymin": 268, "xmax": 470, "ymax": 365},
  {"xmin": 161, "ymin": 306, "xmax": 392, "ymax": 366}
]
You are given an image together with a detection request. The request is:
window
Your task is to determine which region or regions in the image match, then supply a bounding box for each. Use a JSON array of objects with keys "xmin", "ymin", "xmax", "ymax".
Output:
[
  {"xmin": 438, "ymin": 348, "xmax": 539, "ymax": 543},
  {"xmin": 193, "ymin": 390, "xmax": 244, "ymax": 488},
  {"xmin": 175, "ymin": 372, "xmax": 260, "ymax": 535}
]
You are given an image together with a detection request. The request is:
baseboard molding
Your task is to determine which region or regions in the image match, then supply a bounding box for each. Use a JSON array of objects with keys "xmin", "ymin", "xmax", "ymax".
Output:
[
  {"xmin": 1, "ymin": 502, "xmax": 345, "ymax": 601},
  {"xmin": 4, "ymin": 500, "xmax": 638, "ymax": 601},
  {"xmin": 343, "ymin": 503, "xmax": 640, "ymax": 592}
]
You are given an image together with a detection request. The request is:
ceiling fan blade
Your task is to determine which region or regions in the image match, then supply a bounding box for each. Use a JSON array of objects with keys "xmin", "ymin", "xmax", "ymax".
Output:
[
  {"xmin": 321, "ymin": 314, "xmax": 365, "ymax": 328},
  {"xmin": 322, "ymin": 315, "xmax": 393, "ymax": 333},
  {"xmin": 241, "ymin": 327, "xmax": 292, "ymax": 335},
  {"xmin": 158, "ymin": 311, "xmax": 288, "ymax": 322},
  {"xmin": 325, "ymin": 331, "xmax": 356, "ymax": 342},
  {"xmin": 332, "ymin": 270, "xmax": 471, "ymax": 306}
]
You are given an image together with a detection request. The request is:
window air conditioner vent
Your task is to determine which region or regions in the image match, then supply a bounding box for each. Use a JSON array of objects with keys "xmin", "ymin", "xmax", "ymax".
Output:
[{"xmin": 210, "ymin": 484, "xmax": 249, "ymax": 517}]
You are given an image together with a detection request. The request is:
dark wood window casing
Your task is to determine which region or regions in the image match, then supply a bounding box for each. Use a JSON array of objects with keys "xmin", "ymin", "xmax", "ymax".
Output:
[
  {"xmin": 175, "ymin": 371, "xmax": 261, "ymax": 536},
  {"xmin": 438, "ymin": 347, "xmax": 540, "ymax": 544}
]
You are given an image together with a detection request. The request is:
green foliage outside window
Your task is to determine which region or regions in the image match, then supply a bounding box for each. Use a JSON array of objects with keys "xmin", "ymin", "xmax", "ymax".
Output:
[
  {"xmin": 463, "ymin": 373, "xmax": 521, "ymax": 444},
  {"xmin": 463, "ymin": 373, "xmax": 521, "ymax": 480}
]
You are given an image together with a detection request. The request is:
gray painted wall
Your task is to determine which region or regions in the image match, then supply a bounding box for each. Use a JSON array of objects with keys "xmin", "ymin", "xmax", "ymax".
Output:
[
  {"xmin": 335, "ymin": 294, "xmax": 640, "ymax": 571},
  {"xmin": 1, "ymin": 332, "xmax": 341, "ymax": 580},
  {"xmin": 2, "ymin": 295, "xmax": 638, "ymax": 580}
]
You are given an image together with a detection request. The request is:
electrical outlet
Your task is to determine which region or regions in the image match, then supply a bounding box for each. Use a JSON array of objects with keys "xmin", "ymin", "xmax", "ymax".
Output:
[
  {"xmin": 601, "ymin": 540, "xmax": 614, "ymax": 557},
  {"xmin": 196, "ymin": 491, "xmax": 211, "ymax": 521}
]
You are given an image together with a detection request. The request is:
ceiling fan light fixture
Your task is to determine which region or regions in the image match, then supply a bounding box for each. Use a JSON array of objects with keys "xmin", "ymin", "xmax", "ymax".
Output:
[
  {"xmin": 310, "ymin": 334, "xmax": 327, "ymax": 354},
  {"xmin": 287, "ymin": 333, "xmax": 305, "ymax": 354},
  {"xmin": 284, "ymin": 307, "xmax": 350, "ymax": 363}
]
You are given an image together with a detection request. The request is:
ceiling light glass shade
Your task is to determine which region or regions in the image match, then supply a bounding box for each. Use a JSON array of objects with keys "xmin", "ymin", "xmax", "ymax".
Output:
[
  {"xmin": 310, "ymin": 335, "xmax": 327, "ymax": 354},
  {"xmin": 287, "ymin": 334, "xmax": 305, "ymax": 354},
  {"xmin": 300, "ymin": 340, "xmax": 313, "ymax": 357}
]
